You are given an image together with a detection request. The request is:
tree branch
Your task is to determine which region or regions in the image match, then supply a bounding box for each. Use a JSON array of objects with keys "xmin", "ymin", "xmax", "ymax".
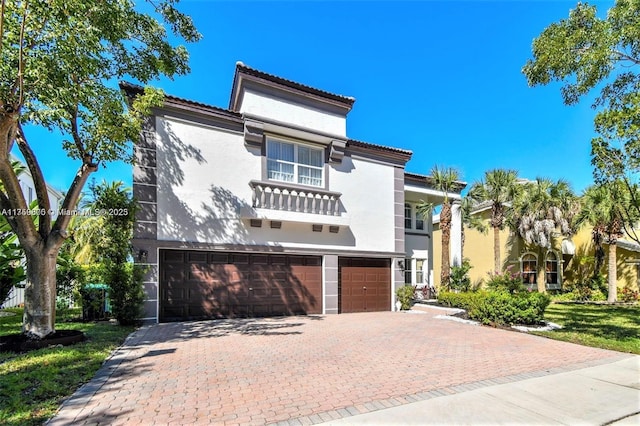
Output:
[
  {"xmin": 68, "ymin": 105, "xmax": 87, "ymax": 158},
  {"xmin": 16, "ymin": 0, "xmax": 29, "ymax": 107},
  {"xmin": 49, "ymin": 160, "xmax": 98, "ymax": 248},
  {"xmin": 15, "ymin": 124, "xmax": 51, "ymax": 238},
  {"xmin": 612, "ymin": 50, "xmax": 640, "ymax": 66},
  {"xmin": 0, "ymin": 190, "xmax": 21, "ymax": 233},
  {"xmin": 0, "ymin": 134, "xmax": 38, "ymax": 245}
]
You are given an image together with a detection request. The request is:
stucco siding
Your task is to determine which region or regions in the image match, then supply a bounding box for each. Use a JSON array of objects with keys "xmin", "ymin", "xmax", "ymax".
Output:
[
  {"xmin": 156, "ymin": 115, "xmax": 256, "ymax": 243},
  {"xmin": 240, "ymin": 89, "xmax": 346, "ymax": 137},
  {"xmin": 155, "ymin": 116, "xmax": 398, "ymax": 254},
  {"xmin": 330, "ymin": 156, "xmax": 397, "ymax": 253}
]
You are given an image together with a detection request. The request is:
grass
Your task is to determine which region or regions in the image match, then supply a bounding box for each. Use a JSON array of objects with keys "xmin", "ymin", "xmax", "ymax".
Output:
[
  {"xmin": 533, "ymin": 303, "xmax": 640, "ymax": 354},
  {"xmin": 0, "ymin": 308, "xmax": 135, "ymax": 426}
]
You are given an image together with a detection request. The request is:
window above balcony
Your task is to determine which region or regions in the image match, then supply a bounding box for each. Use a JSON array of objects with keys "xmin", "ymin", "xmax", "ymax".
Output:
[{"xmin": 266, "ymin": 137, "xmax": 324, "ymax": 188}]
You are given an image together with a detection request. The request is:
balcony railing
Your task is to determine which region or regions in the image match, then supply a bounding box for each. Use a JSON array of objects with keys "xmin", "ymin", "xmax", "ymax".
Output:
[{"xmin": 249, "ymin": 180, "xmax": 342, "ymax": 216}]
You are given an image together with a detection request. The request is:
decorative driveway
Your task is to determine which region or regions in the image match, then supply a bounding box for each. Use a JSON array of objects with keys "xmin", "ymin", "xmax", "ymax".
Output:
[{"xmin": 47, "ymin": 308, "xmax": 628, "ymax": 425}]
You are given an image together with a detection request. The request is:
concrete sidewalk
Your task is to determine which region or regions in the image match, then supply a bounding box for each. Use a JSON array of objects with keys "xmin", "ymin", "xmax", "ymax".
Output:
[{"xmin": 321, "ymin": 356, "xmax": 640, "ymax": 425}]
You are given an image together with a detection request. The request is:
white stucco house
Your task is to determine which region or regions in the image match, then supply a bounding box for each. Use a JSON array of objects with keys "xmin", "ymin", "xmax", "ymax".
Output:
[{"xmin": 124, "ymin": 62, "xmax": 464, "ymax": 322}]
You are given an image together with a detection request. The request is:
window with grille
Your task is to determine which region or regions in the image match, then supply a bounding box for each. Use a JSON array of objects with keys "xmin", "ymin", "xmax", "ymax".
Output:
[
  {"xmin": 545, "ymin": 252, "xmax": 559, "ymax": 286},
  {"xmin": 266, "ymin": 138, "xmax": 324, "ymax": 187},
  {"xmin": 521, "ymin": 253, "xmax": 537, "ymax": 286}
]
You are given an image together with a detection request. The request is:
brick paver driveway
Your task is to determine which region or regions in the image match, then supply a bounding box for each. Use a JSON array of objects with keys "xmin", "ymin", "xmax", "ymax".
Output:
[{"xmin": 48, "ymin": 308, "xmax": 626, "ymax": 425}]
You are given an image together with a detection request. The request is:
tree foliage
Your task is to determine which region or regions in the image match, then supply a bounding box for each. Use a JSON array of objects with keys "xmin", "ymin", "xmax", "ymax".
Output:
[
  {"xmin": 468, "ymin": 169, "xmax": 521, "ymax": 272},
  {"xmin": 523, "ymin": 0, "xmax": 640, "ymax": 241},
  {"xmin": 575, "ymin": 181, "xmax": 634, "ymax": 301},
  {"xmin": 510, "ymin": 178, "xmax": 579, "ymax": 249},
  {"xmin": 418, "ymin": 165, "xmax": 462, "ymax": 288},
  {"xmin": 88, "ymin": 181, "xmax": 143, "ymax": 325},
  {"xmin": 0, "ymin": 0, "xmax": 200, "ymax": 337}
]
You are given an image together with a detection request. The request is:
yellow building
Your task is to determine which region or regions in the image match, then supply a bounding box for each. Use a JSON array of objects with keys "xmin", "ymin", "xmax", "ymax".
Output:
[{"xmin": 433, "ymin": 204, "xmax": 640, "ymax": 293}]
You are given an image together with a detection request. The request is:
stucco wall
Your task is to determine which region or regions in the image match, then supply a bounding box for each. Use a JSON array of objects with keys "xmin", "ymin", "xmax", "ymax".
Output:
[
  {"xmin": 240, "ymin": 89, "xmax": 346, "ymax": 137},
  {"xmin": 155, "ymin": 115, "xmax": 397, "ymax": 254}
]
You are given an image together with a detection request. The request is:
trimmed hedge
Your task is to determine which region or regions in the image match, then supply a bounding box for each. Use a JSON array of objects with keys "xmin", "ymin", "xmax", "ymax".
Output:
[{"xmin": 438, "ymin": 291, "xmax": 551, "ymax": 326}]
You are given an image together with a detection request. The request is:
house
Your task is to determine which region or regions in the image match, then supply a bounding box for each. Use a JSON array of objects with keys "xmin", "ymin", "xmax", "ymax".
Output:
[
  {"xmin": 125, "ymin": 62, "xmax": 464, "ymax": 322},
  {"xmin": 434, "ymin": 202, "xmax": 640, "ymax": 293},
  {"xmin": 2, "ymin": 159, "xmax": 65, "ymax": 308}
]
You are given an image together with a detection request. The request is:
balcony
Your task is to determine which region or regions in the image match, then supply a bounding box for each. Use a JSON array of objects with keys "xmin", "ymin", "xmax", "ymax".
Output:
[{"xmin": 249, "ymin": 180, "xmax": 342, "ymax": 216}]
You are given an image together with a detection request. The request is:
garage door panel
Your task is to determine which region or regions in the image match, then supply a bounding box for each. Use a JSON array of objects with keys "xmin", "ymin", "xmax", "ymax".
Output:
[
  {"xmin": 339, "ymin": 258, "xmax": 390, "ymax": 313},
  {"xmin": 160, "ymin": 250, "xmax": 322, "ymax": 321}
]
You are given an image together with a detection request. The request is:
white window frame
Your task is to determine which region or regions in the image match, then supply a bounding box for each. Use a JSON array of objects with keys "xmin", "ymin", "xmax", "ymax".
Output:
[
  {"xmin": 266, "ymin": 137, "xmax": 324, "ymax": 188},
  {"xmin": 404, "ymin": 204, "xmax": 412, "ymax": 229},
  {"xmin": 545, "ymin": 251, "xmax": 561, "ymax": 289},
  {"xmin": 521, "ymin": 252, "xmax": 538, "ymax": 288},
  {"xmin": 415, "ymin": 209, "xmax": 424, "ymax": 230}
]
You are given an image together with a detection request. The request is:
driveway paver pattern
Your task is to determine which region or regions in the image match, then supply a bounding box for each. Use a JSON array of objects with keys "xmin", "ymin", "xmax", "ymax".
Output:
[{"xmin": 48, "ymin": 308, "xmax": 628, "ymax": 425}]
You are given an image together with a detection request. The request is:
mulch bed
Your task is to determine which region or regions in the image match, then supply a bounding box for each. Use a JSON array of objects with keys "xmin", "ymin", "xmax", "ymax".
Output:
[{"xmin": 0, "ymin": 330, "xmax": 86, "ymax": 353}]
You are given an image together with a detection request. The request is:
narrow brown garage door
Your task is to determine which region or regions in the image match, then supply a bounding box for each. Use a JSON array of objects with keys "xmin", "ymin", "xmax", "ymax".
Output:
[
  {"xmin": 339, "ymin": 258, "xmax": 391, "ymax": 313},
  {"xmin": 160, "ymin": 250, "xmax": 322, "ymax": 322}
]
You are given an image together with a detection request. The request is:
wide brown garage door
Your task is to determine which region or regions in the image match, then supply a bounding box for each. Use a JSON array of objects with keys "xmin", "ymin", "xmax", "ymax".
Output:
[
  {"xmin": 339, "ymin": 258, "xmax": 391, "ymax": 313},
  {"xmin": 160, "ymin": 250, "xmax": 322, "ymax": 322}
]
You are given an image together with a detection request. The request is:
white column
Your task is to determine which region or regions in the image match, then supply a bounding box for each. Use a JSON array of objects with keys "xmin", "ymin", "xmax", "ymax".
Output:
[{"xmin": 450, "ymin": 199, "xmax": 462, "ymax": 267}]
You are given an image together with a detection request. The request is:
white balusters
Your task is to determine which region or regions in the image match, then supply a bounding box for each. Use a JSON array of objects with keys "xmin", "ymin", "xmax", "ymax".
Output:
[{"xmin": 249, "ymin": 181, "xmax": 341, "ymax": 216}]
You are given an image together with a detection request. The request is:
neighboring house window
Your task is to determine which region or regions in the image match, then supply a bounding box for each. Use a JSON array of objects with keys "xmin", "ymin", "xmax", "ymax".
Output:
[
  {"xmin": 521, "ymin": 253, "xmax": 537, "ymax": 286},
  {"xmin": 405, "ymin": 204, "xmax": 412, "ymax": 229},
  {"xmin": 266, "ymin": 138, "xmax": 323, "ymax": 187},
  {"xmin": 415, "ymin": 210, "xmax": 424, "ymax": 230},
  {"xmin": 415, "ymin": 259, "xmax": 426, "ymax": 284},
  {"xmin": 545, "ymin": 252, "xmax": 559, "ymax": 287},
  {"xmin": 404, "ymin": 258, "xmax": 412, "ymax": 284}
]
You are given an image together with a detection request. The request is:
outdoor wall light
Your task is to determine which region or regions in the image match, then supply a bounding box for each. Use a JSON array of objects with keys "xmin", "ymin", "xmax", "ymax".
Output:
[
  {"xmin": 137, "ymin": 249, "xmax": 148, "ymax": 262},
  {"xmin": 397, "ymin": 260, "xmax": 405, "ymax": 270}
]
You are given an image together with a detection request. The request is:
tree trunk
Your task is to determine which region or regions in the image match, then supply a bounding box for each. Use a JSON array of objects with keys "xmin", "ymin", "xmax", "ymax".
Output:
[
  {"xmin": 493, "ymin": 226, "xmax": 501, "ymax": 273},
  {"xmin": 608, "ymin": 242, "xmax": 617, "ymax": 302},
  {"xmin": 440, "ymin": 202, "xmax": 452, "ymax": 289},
  {"xmin": 537, "ymin": 248, "xmax": 546, "ymax": 293},
  {"xmin": 22, "ymin": 245, "xmax": 58, "ymax": 338}
]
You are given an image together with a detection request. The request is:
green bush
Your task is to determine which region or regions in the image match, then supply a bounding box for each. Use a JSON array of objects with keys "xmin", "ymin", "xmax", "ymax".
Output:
[
  {"xmin": 107, "ymin": 263, "xmax": 145, "ymax": 326},
  {"xmin": 486, "ymin": 266, "xmax": 525, "ymax": 294},
  {"xmin": 620, "ymin": 283, "xmax": 640, "ymax": 303},
  {"xmin": 438, "ymin": 290, "xmax": 551, "ymax": 326},
  {"xmin": 450, "ymin": 259, "xmax": 473, "ymax": 292},
  {"xmin": 437, "ymin": 291, "xmax": 478, "ymax": 311},
  {"xmin": 395, "ymin": 285, "xmax": 415, "ymax": 310}
]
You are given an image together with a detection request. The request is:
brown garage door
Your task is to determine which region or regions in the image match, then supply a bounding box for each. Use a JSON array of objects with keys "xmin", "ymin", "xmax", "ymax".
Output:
[
  {"xmin": 339, "ymin": 258, "xmax": 391, "ymax": 313},
  {"xmin": 160, "ymin": 250, "xmax": 322, "ymax": 322}
]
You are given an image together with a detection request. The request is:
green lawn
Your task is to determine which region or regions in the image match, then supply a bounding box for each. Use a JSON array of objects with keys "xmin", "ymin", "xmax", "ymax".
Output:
[
  {"xmin": 0, "ymin": 308, "xmax": 135, "ymax": 426},
  {"xmin": 533, "ymin": 303, "xmax": 640, "ymax": 354}
]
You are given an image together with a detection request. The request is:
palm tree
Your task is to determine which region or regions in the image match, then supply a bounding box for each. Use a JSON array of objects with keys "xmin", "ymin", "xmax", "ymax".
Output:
[
  {"xmin": 575, "ymin": 182, "xmax": 627, "ymax": 302},
  {"xmin": 468, "ymin": 169, "xmax": 520, "ymax": 273},
  {"xmin": 510, "ymin": 178, "xmax": 579, "ymax": 292},
  {"xmin": 418, "ymin": 166, "xmax": 461, "ymax": 289}
]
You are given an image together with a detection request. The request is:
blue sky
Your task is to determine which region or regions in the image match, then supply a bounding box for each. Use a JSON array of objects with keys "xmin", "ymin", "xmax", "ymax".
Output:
[{"xmin": 19, "ymin": 0, "xmax": 614, "ymax": 196}]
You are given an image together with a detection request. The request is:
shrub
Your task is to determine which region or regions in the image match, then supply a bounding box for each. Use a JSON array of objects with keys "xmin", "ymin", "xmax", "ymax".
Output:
[
  {"xmin": 485, "ymin": 266, "xmax": 525, "ymax": 294},
  {"xmin": 438, "ymin": 290, "xmax": 551, "ymax": 326},
  {"xmin": 395, "ymin": 285, "xmax": 415, "ymax": 310},
  {"xmin": 620, "ymin": 283, "xmax": 640, "ymax": 303},
  {"xmin": 107, "ymin": 263, "xmax": 146, "ymax": 326},
  {"xmin": 80, "ymin": 284, "xmax": 109, "ymax": 321},
  {"xmin": 450, "ymin": 259, "xmax": 473, "ymax": 292},
  {"xmin": 437, "ymin": 291, "xmax": 478, "ymax": 311}
]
